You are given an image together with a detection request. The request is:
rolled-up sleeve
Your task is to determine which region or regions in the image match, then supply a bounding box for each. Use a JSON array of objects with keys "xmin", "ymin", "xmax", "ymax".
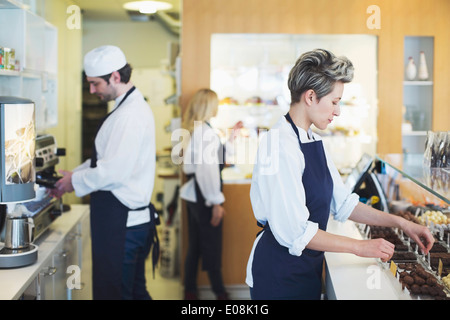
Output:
[
  {"xmin": 324, "ymin": 147, "xmax": 360, "ymax": 222},
  {"xmin": 250, "ymin": 130, "xmax": 318, "ymax": 257}
]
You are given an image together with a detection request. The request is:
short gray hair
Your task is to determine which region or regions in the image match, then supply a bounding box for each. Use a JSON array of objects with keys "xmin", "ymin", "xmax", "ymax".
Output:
[{"xmin": 288, "ymin": 49, "xmax": 354, "ymax": 104}]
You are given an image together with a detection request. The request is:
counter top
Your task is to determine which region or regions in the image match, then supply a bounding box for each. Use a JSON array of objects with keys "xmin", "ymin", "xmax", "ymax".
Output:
[
  {"xmin": 325, "ymin": 217, "xmax": 410, "ymax": 300},
  {"xmin": 0, "ymin": 204, "xmax": 89, "ymax": 300},
  {"xmin": 222, "ymin": 166, "xmax": 252, "ymax": 184}
]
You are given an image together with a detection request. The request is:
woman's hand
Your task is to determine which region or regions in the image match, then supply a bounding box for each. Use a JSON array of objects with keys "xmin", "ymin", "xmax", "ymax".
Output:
[
  {"xmin": 354, "ymin": 238, "xmax": 395, "ymax": 262},
  {"xmin": 401, "ymin": 219, "xmax": 434, "ymax": 254},
  {"xmin": 211, "ymin": 204, "xmax": 225, "ymax": 227},
  {"xmin": 228, "ymin": 121, "xmax": 244, "ymax": 142}
]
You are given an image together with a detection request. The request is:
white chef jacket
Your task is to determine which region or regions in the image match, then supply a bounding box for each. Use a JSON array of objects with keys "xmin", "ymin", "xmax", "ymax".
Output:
[
  {"xmin": 180, "ymin": 122, "xmax": 232, "ymax": 206},
  {"xmin": 72, "ymin": 88, "xmax": 156, "ymax": 227},
  {"xmin": 245, "ymin": 116, "xmax": 359, "ymax": 287}
]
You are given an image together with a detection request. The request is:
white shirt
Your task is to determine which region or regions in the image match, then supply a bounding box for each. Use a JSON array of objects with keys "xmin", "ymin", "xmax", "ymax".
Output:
[
  {"xmin": 180, "ymin": 122, "xmax": 230, "ymax": 206},
  {"xmin": 245, "ymin": 116, "xmax": 359, "ymax": 287},
  {"xmin": 72, "ymin": 88, "xmax": 156, "ymax": 227}
]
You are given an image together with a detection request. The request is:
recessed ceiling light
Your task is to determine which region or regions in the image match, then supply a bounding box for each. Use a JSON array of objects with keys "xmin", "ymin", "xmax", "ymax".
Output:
[{"xmin": 123, "ymin": 1, "xmax": 173, "ymax": 14}]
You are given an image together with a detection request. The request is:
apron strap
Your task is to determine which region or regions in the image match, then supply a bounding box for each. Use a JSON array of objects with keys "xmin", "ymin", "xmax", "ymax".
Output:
[
  {"xmin": 284, "ymin": 112, "xmax": 315, "ymax": 149},
  {"xmin": 148, "ymin": 203, "xmax": 160, "ymax": 279},
  {"xmin": 90, "ymin": 86, "xmax": 136, "ymax": 168},
  {"xmin": 284, "ymin": 112, "xmax": 302, "ymax": 149},
  {"xmin": 256, "ymin": 221, "xmax": 269, "ymax": 237},
  {"xmin": 130, "ymin": 202, "xmax": 161, "ymax": 278}
]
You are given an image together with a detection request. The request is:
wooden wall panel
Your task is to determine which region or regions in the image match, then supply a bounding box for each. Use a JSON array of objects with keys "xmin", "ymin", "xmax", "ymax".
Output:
[
  {"xmin": 181, "ymin": 0, "xmax": 449, "ymax": 154},
  {"xmin": 432, "ymin": 1, "xmax": 450, "ymax": 131}
]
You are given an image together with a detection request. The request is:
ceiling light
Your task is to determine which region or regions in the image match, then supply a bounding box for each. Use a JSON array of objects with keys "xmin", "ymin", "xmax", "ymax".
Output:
[{"xmin": 123, "ymin": 1, "xmax": 173, "ymax": 14}]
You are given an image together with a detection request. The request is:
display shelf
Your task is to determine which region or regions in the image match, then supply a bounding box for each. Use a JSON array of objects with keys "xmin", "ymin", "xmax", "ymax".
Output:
[
  {"xmin": 402, "ymin": 131, "xmax": 427, "ymax": 136},
  {"xmin": 210, "ymin": 34, "xmax": 379, "ymax": 171},
  {"xmin": 377, "ymin": 153, "xmax": 449, "ymax": 205},
  {"xmin": 0, "ymin": 1, "xmax": 57, "ymax": 131},
  {"xmin": 0, "ymin": 0, "xmax": 24, "ymax": 9},
  {"xmin": 403, "ymin": 81, "xmax": 433, "ymax": 86},
  {"xmin": 0, "ymin": 70, "xmax": 20, "ymax": 76},
  {"xmin": 402, "ymin": 36, "xmax": 434, "ymax": 154},
  {"xmin": 211, "ymin": 104, "xmax": 284, "ymax": 130}
]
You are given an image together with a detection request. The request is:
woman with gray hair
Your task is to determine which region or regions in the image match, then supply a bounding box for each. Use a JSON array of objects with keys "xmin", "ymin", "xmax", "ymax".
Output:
[{"xmin": 246, "ymin": 49, "xmax": 434, "ymax": 300}]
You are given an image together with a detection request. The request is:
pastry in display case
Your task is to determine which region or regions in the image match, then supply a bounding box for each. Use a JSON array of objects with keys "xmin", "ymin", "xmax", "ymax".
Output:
[{"xmin": 211, "ymin": 34, "xmax": 379, "ymax": 171}]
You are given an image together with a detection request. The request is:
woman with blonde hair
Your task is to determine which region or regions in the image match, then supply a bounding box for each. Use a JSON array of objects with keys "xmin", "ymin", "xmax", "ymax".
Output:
[{"xmin": 180, "ymin": 88, "xmax": 242, "ymax": 300}]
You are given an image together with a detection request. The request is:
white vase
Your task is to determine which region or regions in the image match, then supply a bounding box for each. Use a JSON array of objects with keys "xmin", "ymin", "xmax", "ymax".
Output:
[
  {"xmin": 418, "ymin": 51, "xmax": 429, "ymax": 80},
  {"xmin": 405, "ymin": 57, "xmax": 417, "ymax": 80}
]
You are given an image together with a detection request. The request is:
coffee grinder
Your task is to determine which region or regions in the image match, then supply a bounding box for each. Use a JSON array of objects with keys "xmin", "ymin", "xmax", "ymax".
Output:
[{"xmin": 0, "ymin": 96, "xmax": 38, "ymax": 268}]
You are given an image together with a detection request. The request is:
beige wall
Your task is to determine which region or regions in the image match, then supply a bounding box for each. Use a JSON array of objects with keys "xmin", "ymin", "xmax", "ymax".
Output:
[
  {"xmin": 43, "ymin": 0, "xmax": 83, "ymax": 204},
  {"xmin": 181, "ymin": 0, "xmax": 450, "ymax": 154},
  {"xmin": 82, "ymin": 20, "xmax": 178, "ymax": 69}
]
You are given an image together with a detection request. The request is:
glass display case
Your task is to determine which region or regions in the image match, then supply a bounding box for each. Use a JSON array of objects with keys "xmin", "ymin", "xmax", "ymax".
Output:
[
  {"xmin": 377, "ymin": 153, "xmax": 449, "ymax": 206},
  {"xmin": 326, "ymin": 153, "xmax": 449, "ymax": 300}
]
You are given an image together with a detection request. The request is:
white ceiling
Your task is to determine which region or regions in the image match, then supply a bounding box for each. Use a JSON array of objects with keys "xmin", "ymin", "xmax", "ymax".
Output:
[{"xmin": 72, "ymin": 0, "xmax": 180, "ymax": 21}]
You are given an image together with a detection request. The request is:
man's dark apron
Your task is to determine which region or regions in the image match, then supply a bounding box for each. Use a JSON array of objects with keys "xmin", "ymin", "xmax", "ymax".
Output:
[
  {"xmin": 89, "ymin": 86, "xmax": 159, "ymax": 299},
  {"xmin": 251, "ymin": 113, "xmax": 333, "ymax": 300},
  {"xmin": 185, "ymin": 123, "xmax": 225, "ymax": 271}
]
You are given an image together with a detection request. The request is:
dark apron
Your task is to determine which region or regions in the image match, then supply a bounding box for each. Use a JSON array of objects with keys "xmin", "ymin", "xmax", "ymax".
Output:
[
  {"xmin": 251, "ymin": 113, "xmax": 333, "ymax": 300},
  {"xmin": 186, "ymin": 124, "xmax": 225, "ymax": 271},
  {"xmin": 89, "ymin": 86, "xmax": 159, "ymax": 299}
]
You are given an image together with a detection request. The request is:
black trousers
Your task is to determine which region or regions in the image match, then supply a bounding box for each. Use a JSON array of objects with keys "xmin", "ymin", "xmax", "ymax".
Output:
[
  {"xmin": 184, "ymin": 201, "xmax": 225, "ymax": 296},
  {"xmin": 90, "ymin": 191, "xmax": 154, "ymax": 300}
]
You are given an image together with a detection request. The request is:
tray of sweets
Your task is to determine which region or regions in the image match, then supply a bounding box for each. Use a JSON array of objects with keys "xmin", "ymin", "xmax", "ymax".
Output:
[
  {"xmin": 359, "ymin": 224, "xmax": 449, "ymax": 298},
  {"xmin": 396, "ymin": 262, "xmax": 449, "ymax": 299}
]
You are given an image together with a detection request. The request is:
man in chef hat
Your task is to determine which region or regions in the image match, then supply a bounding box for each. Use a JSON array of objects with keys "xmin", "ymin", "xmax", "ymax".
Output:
[{"xmin": 53, "ymin": 45, "xmax": 158, "ymax": 300}]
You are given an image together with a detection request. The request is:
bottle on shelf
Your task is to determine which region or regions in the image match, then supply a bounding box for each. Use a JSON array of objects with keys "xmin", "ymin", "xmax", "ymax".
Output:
[{"xmin": 418, "ymin": 51, "xmax": 429, "ymax": 80}]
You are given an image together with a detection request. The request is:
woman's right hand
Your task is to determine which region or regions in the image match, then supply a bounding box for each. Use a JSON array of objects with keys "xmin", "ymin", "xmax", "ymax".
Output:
[
  {"xmin": 354, "ymin": 238, "xmax": 395, "ymax": 262},
  {"xmin": 211, "ymin": 204, "xmax": 225, "ymax": 227},
  {"xmin": 228, "ymin": 121, "xmax": 244, "ymax": 142}
]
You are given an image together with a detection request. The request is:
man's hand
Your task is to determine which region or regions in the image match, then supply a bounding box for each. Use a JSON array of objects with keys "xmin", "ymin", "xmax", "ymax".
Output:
[{"xmin": 49, "ymin": 170, "xmax": 74, "ymax": 198}]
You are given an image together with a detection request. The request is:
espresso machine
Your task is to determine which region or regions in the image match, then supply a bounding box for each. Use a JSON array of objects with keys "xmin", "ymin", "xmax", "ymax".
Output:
[{"xmin": 0, "ymin": 97, "xmax": 65, "ymax": 268}]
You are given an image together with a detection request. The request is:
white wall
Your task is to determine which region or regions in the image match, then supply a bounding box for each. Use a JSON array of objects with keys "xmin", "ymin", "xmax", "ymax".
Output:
[
  {"xmin": 43, "ymin": 0, "xmax": 83, "ymax": 205},
  {"xmin": 82, "ymin": 19, "xmax": 178, "ymax": 68}
]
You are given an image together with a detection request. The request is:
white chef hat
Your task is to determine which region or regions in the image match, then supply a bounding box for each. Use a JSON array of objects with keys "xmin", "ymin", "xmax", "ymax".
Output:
[{"xmin": 84, "ymin": 45, "xmax": 127, "ymax": 77}]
